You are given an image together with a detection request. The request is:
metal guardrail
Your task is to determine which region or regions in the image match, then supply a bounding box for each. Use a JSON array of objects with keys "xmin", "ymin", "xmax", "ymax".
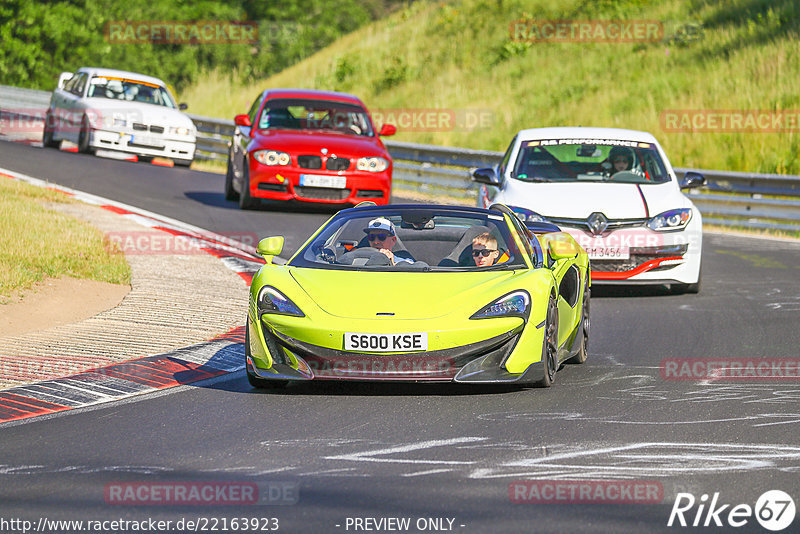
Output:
[{"xmin": 3, "ymin": 85, "xmax": 800, "ymax": 231}]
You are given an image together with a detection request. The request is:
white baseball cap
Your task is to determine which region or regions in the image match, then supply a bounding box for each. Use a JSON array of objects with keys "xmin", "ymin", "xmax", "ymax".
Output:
[{"xmin": 364, "ymin": 217, "xmax": 396, "ymax": 235}]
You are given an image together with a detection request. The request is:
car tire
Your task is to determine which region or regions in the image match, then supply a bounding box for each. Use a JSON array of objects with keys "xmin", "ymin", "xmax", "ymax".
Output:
[
  {"xmin": 245, "ymin": 324, "xmax": 288, "ymax": 389},
  {"xmin": 672, "ymin": 268, "xmax": 701, "ymax": 294},
  {"xmin": 536, "ymin": 295, "xmax": 559, "ymax": 387},
  {"xmin": 225, "ymin": 158, "xmax": 239, "ymax": 201},
  {"xmin": 77, "ymin": 115, "xmax": 94, "ymax": 154},
  {"xmin": 42, "ymin": 112, "xmax": 60, "ymax": 148},
  {"xmin": 173, "ymin": 158, "xmax": 193, "ymax": 167},
  {"xmin": 238, "ymin": 165, "xmax": 259, "ymax": 210},
  {"xmin": 567, "ymin": 277, "xmax": 590, "ymax": 364}
]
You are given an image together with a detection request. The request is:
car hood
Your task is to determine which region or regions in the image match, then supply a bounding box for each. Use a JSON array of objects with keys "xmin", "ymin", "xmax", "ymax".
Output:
[
  {"xmin": 252, "ymin": 129, "xmax": 388, "ymax": 158},
  {"xmin": 84, "ymin": 98, "xmax": 194, "ymax": 128},
  {"xmin": 289, "ymin": 269, "xmax": 519, "ymax": 320},
  {"xmin": 500, "ymin": 179, "xmax": 687, "ymax": 219}
]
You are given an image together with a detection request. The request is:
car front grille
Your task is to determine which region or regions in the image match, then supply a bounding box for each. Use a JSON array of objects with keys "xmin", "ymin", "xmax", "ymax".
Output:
[
  {"xmin": 131, "ymin": 123, "xmax": 165, "ymax": 134},
  {"xmin": 326, "ymin": 156, "xmax": 350, "ymax": 171},
  {"xmin": 298, "ymin": 155, "xmax": 322, "ymax": 169},
  {"xmin": 592, "ymin": 244, "xmax": 689, "ymax": 272},
  {"xmin": 295, "ymin": 186, "xmax": 350, "ymax": 200}
]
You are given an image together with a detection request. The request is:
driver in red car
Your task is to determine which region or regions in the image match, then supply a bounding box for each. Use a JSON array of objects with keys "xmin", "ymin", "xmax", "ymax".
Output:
[{"xmin": 364, "ymin": 218, "xmax": 415, "ymax": 266}]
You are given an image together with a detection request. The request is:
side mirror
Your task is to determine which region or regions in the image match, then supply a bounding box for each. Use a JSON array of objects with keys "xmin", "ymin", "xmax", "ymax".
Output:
[
  {"xmin": 234, "ymin": 114, "xmax": 252, "ymax": 127},
  {"xmin": 256, "ymin": 236, "xmax": 284, "ymax": 263},
  {"xmin": 546, "ymin": 234, "xmax": 580, "ymax": 261},
  {"xmin": 57, "ymin": 72, "xmax": 73, "ymax": 90},
  {"xmin": 179, "ymin": 103, "xmax": 188, "ymax": 111},
  {"xmin": 378, "ymin": 124, "xmax": 396, "ymax": 136},
  {"xmin": 679, "ymin": 171, "xmax": 705, "ymax": 190},
  {"xmin": 472, "ymin": 167, "xmax": 501, "ymax": 185}
]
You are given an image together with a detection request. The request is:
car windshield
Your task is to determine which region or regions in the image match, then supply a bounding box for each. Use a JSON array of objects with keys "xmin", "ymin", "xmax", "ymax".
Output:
[
  {"xmin": 87, "ymin": 76, "xmax": 177, "ymax": 108},
  {"xmin": 512, "ymin": 139, "xmax": 670, "ymax": 184},
  {"xmin": 258, "ymin": 98, "xmax": 374, "ymax": 137},
  {"xmin": 289, "ymin": 207, "xmax": 530, "ymax": 271}
]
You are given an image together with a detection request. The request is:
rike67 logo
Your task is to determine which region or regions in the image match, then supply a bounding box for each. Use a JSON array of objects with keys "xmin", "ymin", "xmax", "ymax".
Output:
[{"xmin": 668, "ymin": 490, "xmax": 795, "ymax": 531}]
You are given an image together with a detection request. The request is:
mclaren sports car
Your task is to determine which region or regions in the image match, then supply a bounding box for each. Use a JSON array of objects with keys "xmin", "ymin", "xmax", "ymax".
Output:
[{"xmin": 245, "ymin": 203, "xmax": 590, "ymax": 388}]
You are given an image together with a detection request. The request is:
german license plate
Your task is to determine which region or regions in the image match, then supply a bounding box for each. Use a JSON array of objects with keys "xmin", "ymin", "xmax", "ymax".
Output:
[
  {"xmin": 300, "ymin": 174, "xmax": 347, "ymax": 189},
  {"xmin": 345, "ymin": 332, "xmax": 428, "ymax": 352},
  {"xmin": 587, "ymin": 247, "xmax": 630, "ymax": 260},
  {"xmin": 130, "ymin": 135, "xmax": 164, "ymax": 148}
]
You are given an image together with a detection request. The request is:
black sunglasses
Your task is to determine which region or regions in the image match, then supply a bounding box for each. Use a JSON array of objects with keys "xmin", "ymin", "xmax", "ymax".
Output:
[
  {"xmin": 472, "ymin": 249, "xmax": 497, "ymax": 257},
  {"xmin": 368, "ymin": 233, "xmax": 392, "ymax": 241}
]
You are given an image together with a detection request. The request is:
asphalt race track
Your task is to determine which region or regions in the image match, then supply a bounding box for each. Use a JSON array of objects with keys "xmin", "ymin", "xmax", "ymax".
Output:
[{"xmin": 1, "ymin": 140, "xmax": 799, "ymax": 533}]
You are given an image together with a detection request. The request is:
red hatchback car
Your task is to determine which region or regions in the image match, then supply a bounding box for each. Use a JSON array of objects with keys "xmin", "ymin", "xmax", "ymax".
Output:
[{"xmin": 225, "ymin": 89, "xmax": 396, "ymax": 209}]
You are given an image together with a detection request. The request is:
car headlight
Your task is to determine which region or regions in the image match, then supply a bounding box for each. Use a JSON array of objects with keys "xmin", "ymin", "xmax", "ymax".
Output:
[
  {"xmin": 254, "ymin": 150, "xmax": 291, "ymax": 166},
  {"xmin": 257, "ymin": 286, "xmax": 304, "ymax": 317},
  {"xmin": 356, "ymin": 157, "xmax": 388, "ymax": 172},
  {"xmin": 510, "ymin": 206, "xmax": 547, "ymax": 224},
  {"xmin": 169, "ymin": 126, "xmax": 192, "ymax": 136},
  {"xmin": 647, "ymin": 208, "xmax": 692, "ymax": 231},
  {"xmin": 471, "ymin": 290, "xmax": 530, "ymax": 320},
  {"xmin": 101, "ymin": 116, "xmax": 126, "ymax": 128}
]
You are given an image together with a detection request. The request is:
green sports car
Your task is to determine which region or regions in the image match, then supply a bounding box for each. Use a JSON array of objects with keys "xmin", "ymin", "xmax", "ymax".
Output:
[{"xmin": 246, "ymin": 203, "xmax": 590, "ymax": 388}]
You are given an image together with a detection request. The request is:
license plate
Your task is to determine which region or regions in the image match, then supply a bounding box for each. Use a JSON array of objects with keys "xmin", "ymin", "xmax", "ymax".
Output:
[
  {"xmin": 300, "ymin": 174, "xmax": 347, "ymax": 189},
  {"xmin": 345, "ymin": 332, "xmax": 428, "ymax": 352},
  {"xmin": 587, "ymin": 247, "xmax": 630, "ymax": 260},
  {"xmin": 130, "ymin": 135, "xmax": 164, "ymax": 148}
]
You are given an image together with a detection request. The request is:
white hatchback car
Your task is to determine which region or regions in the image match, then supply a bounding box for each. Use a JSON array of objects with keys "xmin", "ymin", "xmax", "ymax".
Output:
[
  {"xmin": 473, "ymin": 127, "xmax": 705, "ymax": 292},
  {"xmin": 43, "ymin": 67, "xmax": 196, "ymax": 166}
]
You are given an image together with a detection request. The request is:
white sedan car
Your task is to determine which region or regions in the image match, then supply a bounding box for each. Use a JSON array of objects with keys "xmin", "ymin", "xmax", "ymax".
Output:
[
  {"xmin": 473, "ymin": 127, "xmax": 705, "ymax": 292},
  {"xmin": 43, "ymin": 67, "xmax": 196, "ymax": 166}
]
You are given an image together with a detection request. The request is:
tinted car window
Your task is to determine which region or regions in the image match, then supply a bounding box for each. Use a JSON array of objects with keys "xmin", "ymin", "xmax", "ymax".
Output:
[
  {"xmin": 289, "ymin": 207, "xmax": 527, "ymax": 271},
  {"xmin": 258, "ymin": 98, "xmax": 374, "ymax": 137}
]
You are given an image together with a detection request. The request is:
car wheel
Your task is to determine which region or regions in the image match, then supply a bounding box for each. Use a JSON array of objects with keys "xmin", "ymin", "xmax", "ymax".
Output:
[
  {"xmin": 536, "ymin": 295, "xmax": 559, "ymax": 387},
  {"xmin": 245, "ymin": 323, "xmax": 288, "ymax": 389},
  {"xmin": 77, "ymin": 115, "xmax": 94, "ymax": 154},
  {"xmin": 672, "ymin": 268, "xmax": 701, "ymax": 294},
  {"xmin": 567, "ymin": 277, "xmax": 590, "ymax": 364},
  {"xmin": 173, "ymin": 158, "xmax": 193, "ymax": 167},
  {"xmin": 238, "ymin": 165, "xmax": 259, "ymax": 210},
  {"xmin": 225, "ymin": 157, "xmax": 239, "ymax": 201},
  {"xmin": 42, "ymin": 112, "xmax": 60, "ymax": 148}
]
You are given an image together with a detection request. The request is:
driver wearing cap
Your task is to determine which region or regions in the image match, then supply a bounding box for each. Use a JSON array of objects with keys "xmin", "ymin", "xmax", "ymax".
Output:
[{"xmin": 364, "ymin": 217, "xmax": 415, "ymax": 266}]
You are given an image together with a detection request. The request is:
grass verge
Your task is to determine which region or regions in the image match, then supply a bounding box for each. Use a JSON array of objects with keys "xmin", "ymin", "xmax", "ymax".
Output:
[
  {"xmin": 182, "ymin": 0, "xmax": 800, "ymax": 175},
  {"xmin": 0, "ymin": 178, "xmax": 131, "ymax": 301}
]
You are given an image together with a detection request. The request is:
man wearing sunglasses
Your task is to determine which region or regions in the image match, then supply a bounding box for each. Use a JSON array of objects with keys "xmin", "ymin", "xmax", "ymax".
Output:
[
  {"xmin": 363, "ymin": 217, "xmax": 415, "ymax": 266},
  {"xmin": 471, "ymin": 232, "xmax": 500, "ymax": 267}
]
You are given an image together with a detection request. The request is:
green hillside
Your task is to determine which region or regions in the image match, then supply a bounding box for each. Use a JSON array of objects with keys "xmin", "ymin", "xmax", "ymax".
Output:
[{"xmin": 184, "ymin": 0, "xmax": 800, "ymax": 174}]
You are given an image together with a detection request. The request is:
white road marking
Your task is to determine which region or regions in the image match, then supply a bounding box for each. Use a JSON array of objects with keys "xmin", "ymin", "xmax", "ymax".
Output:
[{"xmin": 325, "ymin": 437, "xmax": 487, "ymax": 465}]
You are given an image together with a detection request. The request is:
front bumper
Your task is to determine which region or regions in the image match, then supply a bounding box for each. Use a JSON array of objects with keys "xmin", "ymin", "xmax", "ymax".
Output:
[
  {"xmin": 247, "ymin": 162, "xmax": 391, "ymax": 205},
  {"xmin": 246, "ymin": 315, "xmax": 547, "ymax": 384},
  {"xmin": 90, "ymin": 129, "xmax": 196, "ymax": 160},
  {"xmin": 562, "ymin": 223, "xmax": 701, "ymax": 285}
]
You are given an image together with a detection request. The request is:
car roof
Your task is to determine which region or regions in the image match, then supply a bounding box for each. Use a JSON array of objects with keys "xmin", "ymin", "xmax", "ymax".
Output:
[
  {"xmin": 77, "ymin": 67, "xmax": 167, "ymax": 87},
  {"xmin": 261, "ymin": 88, "xmax": 366, "ymax": 107},
  {"xmin": 514, "ymin": 126, "xmax": 659, "ymax": 144}
]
